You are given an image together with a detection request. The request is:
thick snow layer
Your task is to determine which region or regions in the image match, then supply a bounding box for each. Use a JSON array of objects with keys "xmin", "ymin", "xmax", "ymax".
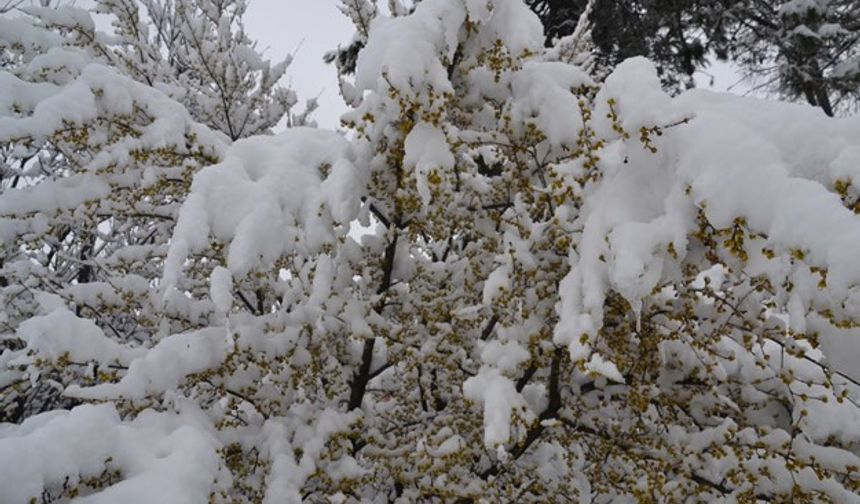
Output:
[
  {"xmin": 480, "ymin": 340, "xmax": 530, "ymax": 374},
  {"xmin": 67, "ymin": 327, "xmax": 229, "ymax": 400},
  {"xmin": 355, "ymin": 0, "xmax": 543, "ymax": 95},
  {"xmin": 165, "ymin": 128, "xmax": 360, "ymax": 284},
  {"xmin": 509, "ymin": 61, "xmax": 593, "ymax": 149},
  {"xmin": 0, "ymin": 16, "xmax": 64, "ymax": 60},
  {"xmin": 3, "ymin": 0, "xmax": 860, "ymax": 499},
  {"xmin": 0, "ymin": 174, "xmax": 111, "ymax": 216},
  {"xmin": 0, "ymin": 63, "xmax": 221, "ymax": 149},
  {"xmin": 0, "ymin": 404, "xmax": 222, "ymax": 504},
  {"xmin": 555, "ymin": 58, "xmax": 860, "ymax": 381},
  {"xmin": 465, "ymin": 0, "xmax": 544, "ymax": 57},
  {"xmin": 209, "ymin": 266, "xmax": 234, "ymax": 317},
  {"xmin": 482, "ymin": 263, "xmax": 511, "ymax": 305},
  {"xmin": 261, "ymin": 408, "xmax": 358, "ymax": 504},
  {"xmin": 14, "ymin": 304, "xmax": 143, "ymax": 365},
  {"xmin": 463, "ymin": 367, "xmax": 534, "ymax": 447},
  {"xmin": 355, "ymin": 0, "xmax": 464, "ymax": 94}
]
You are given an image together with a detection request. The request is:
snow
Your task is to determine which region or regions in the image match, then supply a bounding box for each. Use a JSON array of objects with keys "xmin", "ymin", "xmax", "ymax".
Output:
[
  {"xmin": 0, "ymin": 16, "xmax": 64, "ymax": 60},
  {"xmin": 261, "ymin": 408, "xmax": 359, "ymax": 504},
  {"xmin": 13, "ymin": 304, "xmax": 143, "ymax": 366},
  {"xmin": 777, "ymin": 0, "xmax": 823, "ymax": 15},
  {"xmin": 0, "ymin": 59, "xmax": 224, "ymax": 148},
  {"xmin": 463, "ymin": 367, "xmax": 534, "ymax": 447},
  {"xmin": 3, "ymin": 0, "xmax": 860, "ymax": 501},
  {"xmin": 0, "ymin": 71, "xmax": 97, "ymax": 142},
  {"xmin": 467, "ymin": 0, "xmax": 544, "ymax": 57},
  {"xmin": 480, "ymin": 340, "xmax": 530, "ymax": 374},
  {"xmin": 809, "ymin": 313, "xmax": 860, "ymax": 382},
  {"xmin": 403, "ymin": 122, "xmax": 455, "ymax": 206},
  {"xmin": 165, "ymin": 128, "xmax": 359, "ymax": 283},
  {"xmin": 0, "ymin": 404, "xmax": 222, "ymax": 504},
  {"xmin": 482, "ymin": 263, "xmax": 511, "ymax": 305},
  {"xmin": 555, "ymin": 57, "xmax": 860, "ymax": 379},
  {"xmin": 426, "ymin": 431, "xmax": 465, "ymax": 457},
  {"xmin": 23, "ymin": 47, "xmax": 91, "ymax": 84},
  {"xmin": 66, "ymin": 327, "xmax": 229, "ymax": 400},
  {"xmin": 0, "ymin": 174, "xmax": 112, "ymax": 216},
  {"xmin": 21, "ymin": 6, "xmax": 96, "ymax": 33},
  {"xmin": 509, "ymin": 61, "xmax": 593, "ymax": 149},
  {"xmin": 355, "ymin": 0, "xmax": 465, "ymax": 94},
  {"xmin": 833, "ymin": 55, "xmax": 860, "ymax": 79},
  {"xmin": 583, "ymin": 353, "xmax": 624, "ymax": 383},
  {"xmin": 210, "ymin": 267, "xmax": 234, "ymax": 317},
  {"xmin": 593, "ymin": 56, "xmax": 678, "ymax": 139}
]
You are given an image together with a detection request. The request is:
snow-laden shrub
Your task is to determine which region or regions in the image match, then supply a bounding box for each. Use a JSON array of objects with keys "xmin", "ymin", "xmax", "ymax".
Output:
[
  {"xmin": 2, "ymin": 0, "xmax": 860, "ymax": 502},
  {"xmin": 0, "ymin": 0, "xmax": 307, "ymax": 429}
]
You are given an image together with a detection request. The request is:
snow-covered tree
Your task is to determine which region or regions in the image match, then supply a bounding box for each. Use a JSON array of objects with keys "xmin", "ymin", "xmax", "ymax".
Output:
[
  {"xmin": 0, "ymin": 0, "xmax": 298, "ymax": 425},
  {"xmin": 2, "ymin": 0, "xmax": 860, "ymax": 502},
  {"xmin": 89, "ymin": 0, "xmax": 314, "ymax": 138}
]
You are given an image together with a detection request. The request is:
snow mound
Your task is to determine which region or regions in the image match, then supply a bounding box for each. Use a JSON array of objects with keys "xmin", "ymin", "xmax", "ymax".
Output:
[
  {"xmin": 0, "ymin": 404, "xmax": 222, "ymax": 504},
  {"xmin": 165, "ymin": 127, "xmax": 361, "ymax": 283}
]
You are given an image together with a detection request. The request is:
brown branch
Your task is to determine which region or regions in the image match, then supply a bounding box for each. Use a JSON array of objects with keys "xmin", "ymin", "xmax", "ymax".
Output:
[
  {"xmin": 368, "ymin": 202, "xmax": 391, "ymax": 229},
  {"xmin": 515, "ymin": 365, "xmax": 537, "ymax": 392},
  {"xmin": 348, "ymin": 230, "xmax": 400, "ymax": 411},
  {"xmin": 348, "ymin": 338, "xmax": 376, "ymax": 411},
  {"xmin": 480, "ymin": 314, "xmax": 499, "ymax": 341},
  {"xmin": 481, "ymin": 348, "xmax": 564, "ymax": 479}
]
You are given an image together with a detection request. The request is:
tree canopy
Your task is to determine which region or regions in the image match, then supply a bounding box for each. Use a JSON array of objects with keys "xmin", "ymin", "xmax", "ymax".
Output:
[
  {"xmin": 1, "ymin": 0, "xmax": 860, "ymax": 502},
  {"xmin": 526, "ymin": 0, "xmax": 860, "ymax": 115}
]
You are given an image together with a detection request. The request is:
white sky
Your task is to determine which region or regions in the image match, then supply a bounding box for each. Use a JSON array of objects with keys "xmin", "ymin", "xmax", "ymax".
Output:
[{"xmin": 244, "ymin": 0, "xmax": 354, "ymax": 130}]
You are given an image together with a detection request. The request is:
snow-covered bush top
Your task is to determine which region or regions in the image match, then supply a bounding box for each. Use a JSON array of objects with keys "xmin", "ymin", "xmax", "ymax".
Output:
[{"xmin": 2, "ymin": 0, "xmax": 860, "ymax": 502}]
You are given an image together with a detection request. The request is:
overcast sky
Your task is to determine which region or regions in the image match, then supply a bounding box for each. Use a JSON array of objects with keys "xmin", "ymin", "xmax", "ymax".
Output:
[{"xmin": 245, "ymin": 0, "xmax": 354, "ymax": 130}]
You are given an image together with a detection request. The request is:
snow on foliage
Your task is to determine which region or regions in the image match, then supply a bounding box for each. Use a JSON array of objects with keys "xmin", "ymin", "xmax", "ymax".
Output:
[
  {"xmin": 0, "ymin": 403, "xmax": 223, "ymax": 504},
  {"xmin": 164, "ymin": 127, "xmax": 360, "ymax": 284},
  {"xmin": 2, "ymin": 0, "xmax": 860, "ymax": 502}
]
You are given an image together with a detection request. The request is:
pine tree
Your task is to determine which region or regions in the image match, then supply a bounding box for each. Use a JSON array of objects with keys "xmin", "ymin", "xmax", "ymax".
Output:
[
  {"xmin": 723, "ymin": 0, "xmax": 860, "ymax": 116},
  {"xmin": 526, "ymin": 0, "xmax": 860, "ymax": 115}
]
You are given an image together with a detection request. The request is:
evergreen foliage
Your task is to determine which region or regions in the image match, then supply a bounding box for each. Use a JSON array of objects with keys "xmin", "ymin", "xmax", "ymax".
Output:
[{"xmin": 526, "ymin": 0, "xmax": 860, "ymax": 115}]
